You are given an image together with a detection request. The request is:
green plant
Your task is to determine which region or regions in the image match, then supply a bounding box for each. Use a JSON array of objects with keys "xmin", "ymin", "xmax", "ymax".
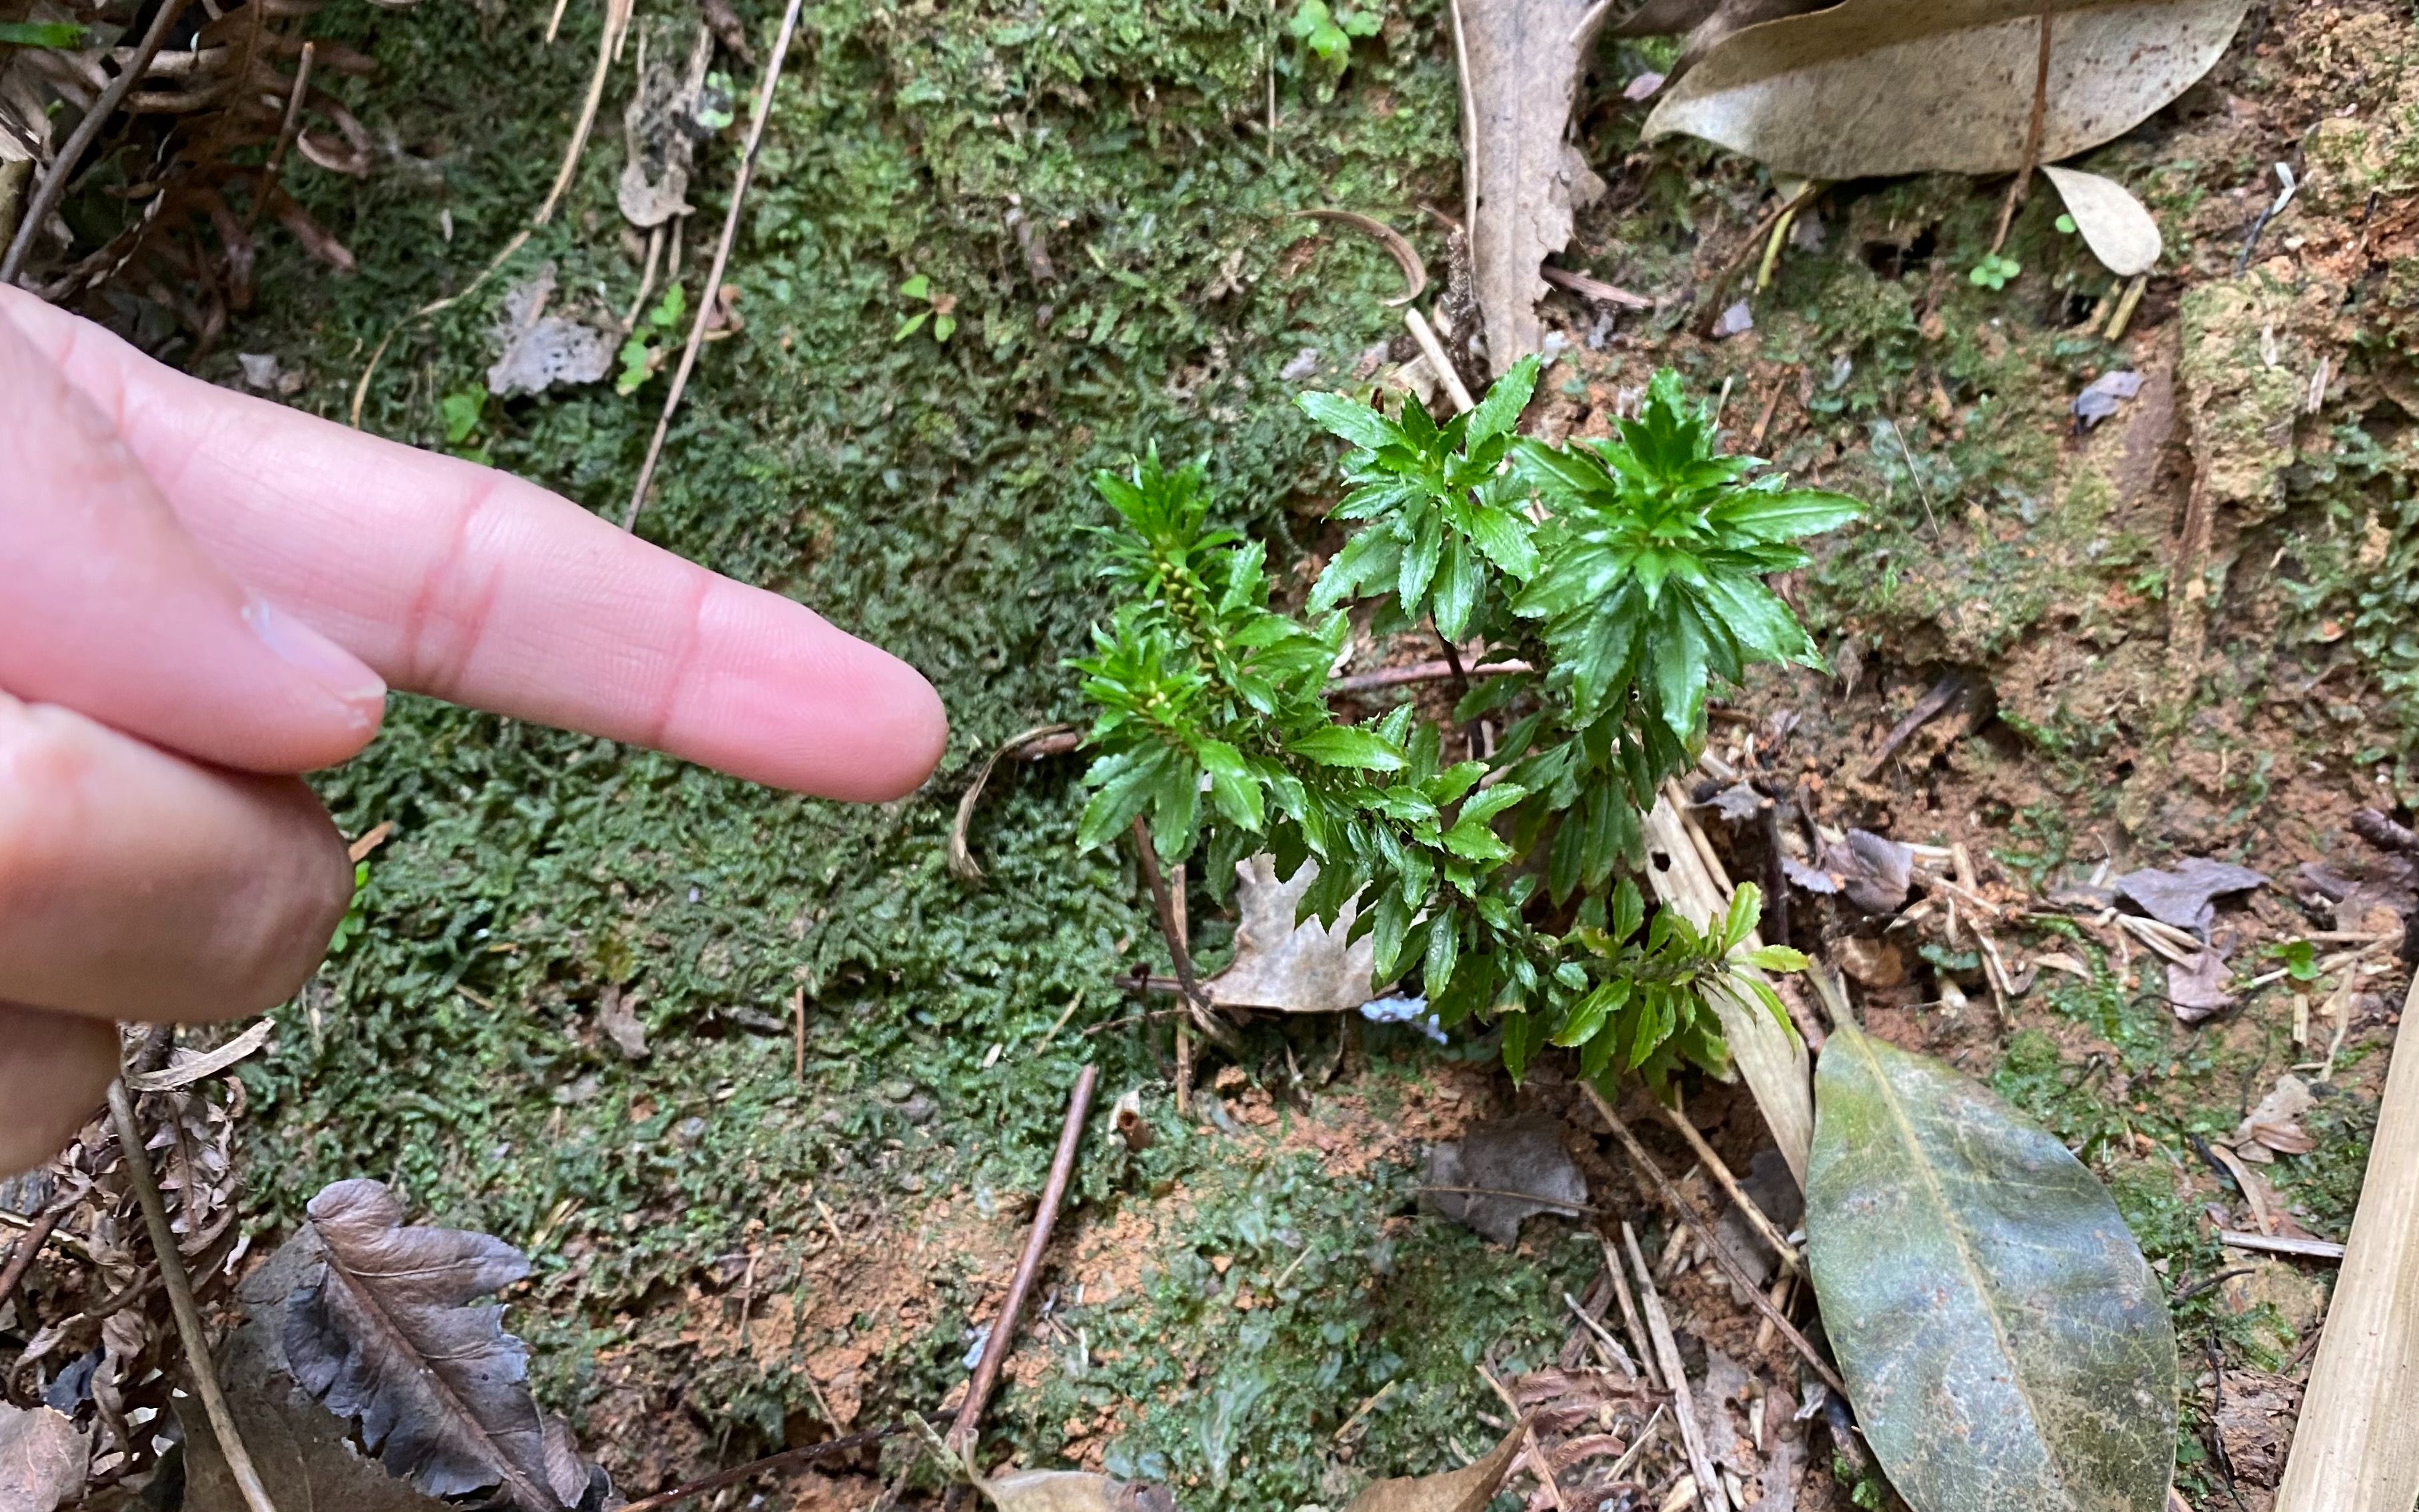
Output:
[
  {"xmin": 437, "ymin": 386, "xmax": 491, "ymax": 466},
  {"xmin": 1969, "ymin": 251, "xmax": 2022, "ymax": 290},
  {"xmin": 895, "ymin": 273, "xmax": 957, "ymax": 343},
  {"xmin": 1286, "ymin": 0, "xmax": 1380, "ymax": 70},
  {"xmin": 616, "ymin": 283, "xmax": 686, "ymax": 395},
  {"xmin": 1072, "ymin": 361, "xmax": 1856, "ymax": 1085},
  {"xmin": 326, "ymin": 860, "xmax": 372, "ymax": 956}
]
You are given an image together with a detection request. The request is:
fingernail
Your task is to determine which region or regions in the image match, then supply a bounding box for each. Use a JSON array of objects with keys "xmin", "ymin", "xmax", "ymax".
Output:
[{"xmin": 245, "ymin": 599, "xmax": 387, "ymax": 722}]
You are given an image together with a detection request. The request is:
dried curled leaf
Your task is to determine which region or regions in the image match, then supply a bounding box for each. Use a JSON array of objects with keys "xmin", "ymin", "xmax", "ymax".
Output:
[
  {"xmin": 1344, "ymin": 1415, "xmax": 1529, "ymax": 1512},
  {"xmin": 0, "ymin": 1404, "xmax": 86, "ymax": 1512},
  {"xmin": 1203, "ymin": 855, "xmax": 1376, "ymax": 1013},
  {"xmin": 2042, "ymin": 164, "xmax": 2163, "ymax": 277},
  {"xmin": 1643, "ymin": 0, "xmax": 2252, "ymax": 181},
  {"xmin": 1806, "ymin": 1024, "xmax": 2178, "ymax": 1512},
  {"xmin": 972, "ymin": 1469, "xmax": 1179, "ymax": 1512},
  {"xmin": 284, "ymin": 1179, "xmax": 593, "ymax": 1511},
  {"xmin": 1424, "ymin": 1113, "xmax": 1589, "ymax": 1245}
]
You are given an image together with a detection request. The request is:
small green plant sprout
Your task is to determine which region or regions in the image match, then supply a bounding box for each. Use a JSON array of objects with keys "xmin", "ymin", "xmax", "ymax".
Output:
[
  {"xmin": 438, "ymin": 386, "xmax": 491, "ymax": 467},
  {"xmin": 2055, "ymin": 213, "xmax": 2078, "ymax": 235},
  {"xmin": 616, "ymin": 283, "xmax": 686, "ymax": 395},
  {"xmin": 326, "ymin": 860, "xmax": 372, "ymax": 956},
  {"xmin": 2270, "ymin": 937, "xmax": 2321, "ymax": 982},
  {"xmin": 1073, "ymin": 359, "xmax": 1859, "ymax": 1088},
  {"xmin": 1287, "ymin": 0, "xmax": 1382, "ymax": 69},
  {"xmin": 895, "ymin": 274, "xmax": 957, "ymax": 343},
  {"xmin": 1969, "ymin": 251, "xmax": 2022, "ymax": 289},
  {"xmin": 0, "ymin": 20, "xmax": 87, "ymax": 45}
]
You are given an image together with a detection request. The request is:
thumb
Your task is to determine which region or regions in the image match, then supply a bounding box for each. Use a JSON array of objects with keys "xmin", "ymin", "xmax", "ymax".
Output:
[{"xmin": 0, "ymin": 308, "xmax": 387, "ymax": 774}]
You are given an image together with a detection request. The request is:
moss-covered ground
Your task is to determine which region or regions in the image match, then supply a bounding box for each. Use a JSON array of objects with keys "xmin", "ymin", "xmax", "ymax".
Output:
[{"xmin": 171, "ymin": 0, "xmax": 2419, "ymax": 1501}]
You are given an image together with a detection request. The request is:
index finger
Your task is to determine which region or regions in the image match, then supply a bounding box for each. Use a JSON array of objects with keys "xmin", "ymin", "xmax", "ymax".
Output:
[{"xmin": 2, "ymin": 289, "xmax": 947, "ymax": 802}]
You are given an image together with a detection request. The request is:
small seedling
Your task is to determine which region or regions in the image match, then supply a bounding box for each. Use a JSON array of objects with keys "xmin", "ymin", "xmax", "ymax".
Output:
[
  {"xmin": 617, "ymin": 283, "xmax": 686, "ymax": 395},
  {"xmin": 0, "ymin": 20, "xmax": 87, "ymax": 45},
  {"xmin": 895, "ymin": 274, "xmax": 957, "ymax": 343},
  {"xmin": 327, "ymin": 861, "xmax": 372, "ymax": 955},
  {"xmin": 695, "ymin": 71, "xmax": 736, "ymax": 131},
  {"xmin": 438, "ymin": 387, "xmax": 491, "ymax": 466},
  {"xmin": 1074, "ymin": 361, "xmax": 1860, "ymax": 1086},
  {"xmin": 1287, "ymin": 0, "xmax": 1382, "ymax": 69},
  {"xmin": 1969, "ymin": 251, "xmax": 2022, "ymax": 289},
  {"xmin": 2055, "ymin": 213, "xmax": 2078, "ymax": 234},
  {"xmin": 2271, "ymin": 938, "xmax": 2320, "ymax": 982}
]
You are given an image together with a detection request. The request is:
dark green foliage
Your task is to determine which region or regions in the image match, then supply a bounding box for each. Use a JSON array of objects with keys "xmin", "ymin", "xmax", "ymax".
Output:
[{"xmin": 1075, "ymin": 361, "xmax": 1851, "ymax": 1083}]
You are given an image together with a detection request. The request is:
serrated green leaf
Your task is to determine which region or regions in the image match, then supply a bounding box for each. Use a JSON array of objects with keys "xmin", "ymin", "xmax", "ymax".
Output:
[
  {"xmin": 1459, "ymin": 503, "xmax": 1539, "ymax": 579},
  {"xmin": 1454, "ymin": 782, "xmax": 1528, "ymax": 830},
  {"xmin": 1552, "ymin": 979, "xmax": 1628, "ymax": 1047},
  {"xmin": 1612, "ymin": 877, "xmax": 1644, "ymax": 940},
  {"xmin": 1442, "ymin": 814, "xmax": 1514, "ymax": 863},
  {"xmin": 1712, "ymin": 487, "xmax": 1864, "ymax": 542},
  {"xmin": 1290, "ymin": 725, "xmax": 1406, "ymax": 771},
  {"xmin": 1425, "ymin": 913, "xmax": 1460, "ymax": 995},
  {"xmin": 1400, "ymin": 508, "xmax": 1443, "ymax": 609},
  {"xmin": 1300, "ymin": 390, "xmax": 1408, "ymax": 453},
  {"xmin": 1076, "ymin": 745, "xmax": 1175, "ymax": 851},
  {"xmin": 1432, "ymin": 537, "xmax": 1481, "ymax": 642},
  {"xmin": 1745, "ymin": 944, "xmax": 1808, "ymax": 972},
  {"xmin": 1196, "ymin": 739, "xmax": 1264, "ymax": 831},
  {"xmin": 1807, "ymin": 1025, "xmax": 2178, "ymax": 1512},
  {"xmin": 1464, "ymin": 353, "xmax": 1541, "ymax": 445}
]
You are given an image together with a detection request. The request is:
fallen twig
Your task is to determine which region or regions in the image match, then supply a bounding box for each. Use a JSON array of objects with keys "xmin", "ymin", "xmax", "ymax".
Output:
[
  {"xmin": 948, "ymin": 723, "xmax": 1079, "ymax": 882},
  {"xmin": 2218, "ymin": 1230, "xmax": 2346, "ymax": 1262},
  {"xmin": 1, "ymin": 0, "xmax": 195, "ymax": 285},
  {"xmin": 1646, "ymin": 1099, "xmax": 1799, "ymax": 1272},
  {"xmin": 1623, "ymin": 1222, "xmax": 1724, "ymax": 1512},
  {"xmin": 108, "ymin": 1079, "xmax": 277, "ymax": 1512},
  {"xmin": 1861, "ymin": 671, "xmax": 1969, "ymax": 778},
  {"xmin": 2352, "ymin": 807, "xmax": 2419, "ymax": 857},
  {"xmin": 1988, "ymin": 12, "xmax": 2053, "ymax": 256},
  {"xmin": 1541, "ymin": 263, "xmax": 1652, "ymax": 309},
  {"xmin": 625, "ymin": 0, "xmax": 805, "ymax": 528},
  {"xmin": 947, "ymin": 1063, "xmax": 1101, "ymax": 1455},
  {"xmin": 1420, "ymin": 1184, "xmax": 1601, "ymax": 1213},
  {"xmin": 1597, "ymin": 1235, "xmax": 1661, "ymax": 1391},
  {"xmin": 1293, "ymin": 209, "xmax": 1428, "ymax": 307},
  {"xmin": 1328, "ymin": 657, "xmax": 1531, "ymax": 695},
  {"xmin": 1586, "ymin": 1085, "xmax": 1850, "ymax": 1401},
  {"xmin": 0, "ymin": 1199, "xmax": 74, "ymax": 1317},
  {"xmin": 1404, "ymin": 305, "xmax": 1477, "ymax": 413}
]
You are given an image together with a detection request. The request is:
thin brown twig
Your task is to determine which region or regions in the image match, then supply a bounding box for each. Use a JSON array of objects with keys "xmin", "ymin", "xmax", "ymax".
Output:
[
  {"xmin": 1646, "ymin": 1099, "xmax": 1799, "ymax": 1272},
  {"xmin": 947, "ymin": 1063, "xmax": 1101, "ymax": 1455},
  {"xmin": 1479, "ymin": 1363, "xmax": 1570, "ymax": 1512},
  {"xmin": 1586, "ymin": 1084, "xmax": 1850, "ymax": 1401},
  {"xmin": 107, "ymin": 1079, "xmax": 277, "ymax": 1512},
  {"xmin": 237, "ymin": 40, "xmax": 314, "ymax": 238},
  {"xmin": 1420, "ymin": 1185, "xmax": 1601, "ymax": 1213},
  {"xmin": 1990, "ymin": 13, "xmax": 2054, "ymax": 256},
  {"xmin": 2, "ymin": 0, "xmax": 195, "ymax": 284},
  {"xmin": 1598, "ymin": 1235, "xmax": 1661, "ymax": 1391},
  {"xmin": 0, "ymin": 1199, "xmax": 73, "ymax": 1315},
  {"xmin": 624, "ymin": 0, "xmax": 806, "ymax": 528},
  {"xmin": 1328, "ymin": 658, "xmax": 1530, "ymax": 695},
  {"xmin": 1624, "ymin": 1223, "xmax": 1723, "ymax": 1512},
  {"xmin": 1696, "ymin": 181, "xmax": 1820, "ymax": 338}
]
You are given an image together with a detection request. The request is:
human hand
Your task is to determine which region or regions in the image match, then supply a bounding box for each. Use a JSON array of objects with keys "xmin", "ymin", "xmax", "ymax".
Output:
[{"xmin": 0, "ymin": 286, "xmax": 948, "ymax": 1173}]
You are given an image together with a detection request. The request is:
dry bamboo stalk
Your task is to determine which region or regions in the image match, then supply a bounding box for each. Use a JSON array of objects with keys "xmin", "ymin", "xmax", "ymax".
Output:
[
  {"xmin": 2275, "ymin": 972, "xmax": 2419, "ymax": 1512},
  {"xmin": 1640, "ymin": 791, "xmax": 1814, "ymax": 1185}
]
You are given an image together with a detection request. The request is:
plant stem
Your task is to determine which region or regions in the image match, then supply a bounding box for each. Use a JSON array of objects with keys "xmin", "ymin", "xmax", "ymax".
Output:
[
  {"xmin": 618, "ymin": 1421, "xmax": 927, "ymax": 1512},
  {"xmin": 947, "ymin": 1063, "xmax": 1100, "ymax": 1456},
  {"xmin": 1128, "ymin": 817, "xmax": 1238, "ymax": 1051},
  {"xmin": 1990, "ymin": 12, "xmax": 2054, "ymax": 257},
  {"xmin": 107, "ymin": 1079, "xmax": 279, "ymax": 1512},
  {"xmin": 0, "ymin": 1199, "xmax": 72, "ymax": 1316}
]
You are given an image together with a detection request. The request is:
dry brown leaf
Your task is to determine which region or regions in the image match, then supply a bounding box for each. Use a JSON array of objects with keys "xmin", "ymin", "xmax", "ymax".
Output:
[
  {"xmin": 1424, "ymin": 1113, "xmax": 1590, "ymax": 1245},
  {"xmin": 2116, "ymin": 857, "xmax": 2268, "ymax": 934},
  {"xmin": 1344, "ymin": 1415, "xmax": 1530, "ymax": 1512},
  {"xmin": 0, "ymin": 1404, "xmax": 85, "ymax": 1512},
  {"xmin": 2040, "ymin": 164, "xmax": 2163, "ymax": 277},
  {"xmin": 1457, "ymin": 0, "xmax": 1613, "ymax": 373},
  {"xmin": 971, "ymin": 1468, "xmax": 1178, "ymax": 1512},
  {"xmin": 1611, "ymin": 0, "xmax": 1842, "ymax": 75},
  {"xmin": 1202, "ymin": 855, "xmax": 1376, "ymax": 1013},
  {"xmin": 1643, "ymin": 0, "xmax": 2251, "ymax": 181},
  {"xmin": 2166, "ymin": 949, "xmax": 2234, "ymax": 1023},
  {"xmin": 2233, "ymin": 1073, "xmax": 2316, "ymax": 1163},
  {"xmin": 487, "ymin": 267, "xmax": 617, "ymax": 398},
  {"xmin": 285, "ymin": 1179, "xmax": 598, "ymax": 1511}
]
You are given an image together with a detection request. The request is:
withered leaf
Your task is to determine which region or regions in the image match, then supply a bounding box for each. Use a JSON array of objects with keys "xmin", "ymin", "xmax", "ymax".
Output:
[
  {"xmin": 2114, "ymin": 857, "xmax": 2268, "ymax": 934},
  {"xmin": 2040, "ymin": 165, "xmax": 2163, "ymax": 278},
  {"xmin": 285, "ymin": 1179, "xmax": 593, "ymax": 1511},
  {"xmin": 1816, "ymin": 830, "xmax": 1912, "ymax": 914},
  {"xmin": 1807, "ymin": 1024, "xmax": 2178, "ymax": 1512},
  {"xmin": 1458, "ymin": 0, "xmax": 1613, "ymax": 374},
  {"xmin": 486, "ymin": 268, "xmax": 615, "ymax": 398},
  {"xmin": 1424, "ymin": 1112, "xmax": 1588, "ymax": 1245},
  {"xmin": 1643, "ymin": 0, "xmax": 2250, "ymax": 181},
  {"xmin": 0, "ymin": 1404, "xmax": 85, "ymax": 1512},
  {"xmin": 1203, "ymin": 855, "xmax": 1376, "ymax": 1013},
  {"xmin": 2143, "ymin": 859, "xmax": 2270, "ymax": 927},
  {"xmin": 972, "ymin": 1468, "xmax": 1178, "ymax": 1512},
  {"xmin": 2165, "ymin": 949, "xmax": 2234, "ymax": 1023},
  {"xmin": 2234, "ymin": 1074, "xmax": 2316, "ymax": 1163},
  {"xmin": 1344, "ymin": 1416, "xmax": 1529, "ymax": 1512}
]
